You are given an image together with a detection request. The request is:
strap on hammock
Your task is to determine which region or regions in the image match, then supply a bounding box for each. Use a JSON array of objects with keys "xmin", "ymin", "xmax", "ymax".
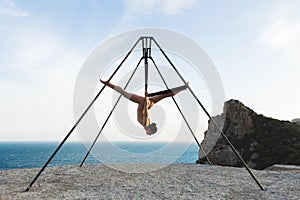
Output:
[
  {"xmin": 148, "ymin": 85, "xmax": 187, "ymax": 97},
  {"xmin": 143, "ymin": 38, "xmax": 150, "ymax": 126}
]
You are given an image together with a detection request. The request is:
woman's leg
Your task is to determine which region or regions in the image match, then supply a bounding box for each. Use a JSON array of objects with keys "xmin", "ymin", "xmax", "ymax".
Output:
[
  {"xmin": 100, "ymin": 79, "xmax": 144, "ymax": 104},
  {"xmin": 150, "ymin": 83, "xmax": 189, "ymax": 104}
]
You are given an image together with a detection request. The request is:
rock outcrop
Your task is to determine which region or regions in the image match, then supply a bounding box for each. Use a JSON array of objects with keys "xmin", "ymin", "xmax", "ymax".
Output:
[
  {"xmin": 292, "ymin": 118, "xmax": 300, "ymax": 125},
  {"xmin": 197, "ymin": 99, "xmax": 300, "ymax": 170}
]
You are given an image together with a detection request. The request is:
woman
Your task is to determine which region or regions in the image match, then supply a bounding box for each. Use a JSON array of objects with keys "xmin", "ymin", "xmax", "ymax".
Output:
[{"xmin": 100, "ymin": 79, "xmax": 189, "ymax": 135}]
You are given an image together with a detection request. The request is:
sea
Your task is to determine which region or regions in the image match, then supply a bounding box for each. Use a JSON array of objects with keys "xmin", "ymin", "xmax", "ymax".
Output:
[{"xmin": 0, "ymin": 142, "xmax": 199, "ymax": 170}]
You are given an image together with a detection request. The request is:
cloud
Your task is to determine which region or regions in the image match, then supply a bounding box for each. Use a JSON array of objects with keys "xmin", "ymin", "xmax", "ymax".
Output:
[
  {"xmin": 3, "ymin": 28, "xmax": 83, "ymax": 83},
  {"xmin": 258, "ymin": 7, "xmax": 300, "ymax": 51},
  {"xmin": 259, "ymin": 20, "xmax": 300, "ymax": 50},
  {"xmin": 0, "ymin": 23, "xmax": 88, "ymax": 141},
  {"xmin": 257, "ymin": 5, "xmax": 300, "ymax": 66},
  {"xmin": 0, "ymin": 0, "xmax": 28, "ymax": 17},
  {"xmin": 123, "ymin": 0, "xmax": 196, "ymax": 16},
  {"xmin": 111, "ymin": 0, "xmax": 196, "ymax": 32}
]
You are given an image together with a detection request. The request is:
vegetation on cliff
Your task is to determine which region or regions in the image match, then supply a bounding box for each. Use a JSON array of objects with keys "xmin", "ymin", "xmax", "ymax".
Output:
[{"xmin": 197, "ymin": 99, "xmax": 300, "ymax": 170}]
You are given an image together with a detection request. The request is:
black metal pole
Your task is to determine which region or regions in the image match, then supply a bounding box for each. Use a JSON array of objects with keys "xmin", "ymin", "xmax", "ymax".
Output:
[
  {"xmin": 80, "ymin": 57, "xmax": 143, "ymax": 167},
  {"xmin": 149, "ymin": 56, "xmax": 212, "ymax": 165},
  {"xmin": 152, "ymin": 38, "xmax": 264, "ymax": 190},
  {"xmin": 144, "ymin": 40, "xmax": 149, "ymax": 94},
  {"xmin": 24, "ymin": 38, "xmax": 142, "ymax": 192}
]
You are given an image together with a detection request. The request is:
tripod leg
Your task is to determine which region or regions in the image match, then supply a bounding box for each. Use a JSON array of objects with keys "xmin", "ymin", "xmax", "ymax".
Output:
[
  {"xmin": 24, "ymin": 37, "xmax": 142, "ymax": 192},
  {"xmin": 150, "ymin": 57, "xmax": 212, "ymax": 165},
  {"xmin": 24, "ymin": 85, "xmax": 105, "ymax": 192},
  {"xmin": 80, "ymin": 57, "xmax": 143, "ymax": 167},
  {"xmin": 152, "ymin": 38, "xmax": 264, "ymax": 190}
]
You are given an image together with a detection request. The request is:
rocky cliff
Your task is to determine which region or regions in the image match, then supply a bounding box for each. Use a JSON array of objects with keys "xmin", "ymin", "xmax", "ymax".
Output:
[{"xmin": 197, "ymin": 99, "xmax": 300, "ymax": 170}]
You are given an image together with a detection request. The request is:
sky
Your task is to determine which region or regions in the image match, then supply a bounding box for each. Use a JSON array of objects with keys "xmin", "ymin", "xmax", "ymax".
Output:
[{"xmin": 0, "ymin": 0, "xmax": 299, "ymax": 142}]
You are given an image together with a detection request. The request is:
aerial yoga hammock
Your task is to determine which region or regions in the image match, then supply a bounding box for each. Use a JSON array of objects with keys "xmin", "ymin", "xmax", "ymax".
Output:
[{"xmin": 100, "ymin": 79, "xmax": 189, "ymax": 135}]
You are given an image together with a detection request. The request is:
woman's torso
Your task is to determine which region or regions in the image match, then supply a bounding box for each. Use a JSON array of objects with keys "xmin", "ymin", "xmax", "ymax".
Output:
[{"xmin": 137, "ymin": 98, "xmax": 154, "ymax": 127}]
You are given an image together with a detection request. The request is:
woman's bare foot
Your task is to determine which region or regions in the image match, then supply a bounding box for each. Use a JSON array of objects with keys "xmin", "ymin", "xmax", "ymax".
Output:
[
  {"xmin": 100, "ymin": 79, "xmax": 108, "ymax": 85},
  {"xmin": 184, "ymin": 82, "xmax": 190, "ymax": 89}
]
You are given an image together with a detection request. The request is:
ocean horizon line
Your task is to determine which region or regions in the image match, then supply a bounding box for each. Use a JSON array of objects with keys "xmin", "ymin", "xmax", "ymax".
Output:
[{"xmin": 0, "ymin": 140, "xmax": 198, "ymax": 144}]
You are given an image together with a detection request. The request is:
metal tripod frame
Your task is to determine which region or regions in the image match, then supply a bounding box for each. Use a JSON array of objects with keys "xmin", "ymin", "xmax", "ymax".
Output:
[{"xmin": 25, "ymin": 36, "xmax": 264, "ymax": 192}]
